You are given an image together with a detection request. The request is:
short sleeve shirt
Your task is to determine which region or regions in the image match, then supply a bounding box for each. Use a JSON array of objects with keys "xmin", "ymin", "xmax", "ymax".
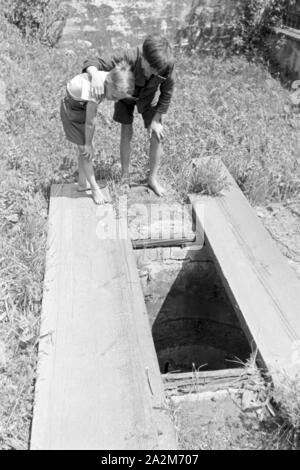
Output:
[{"xmin": 67, "ymin": 71, "xmax": 108, "ymax": 104}]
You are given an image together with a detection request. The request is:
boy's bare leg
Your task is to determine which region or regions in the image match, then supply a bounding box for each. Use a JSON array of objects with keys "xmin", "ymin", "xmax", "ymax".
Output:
[
  {"xmin": 148, "ymin": 131, "xmax": 165, "ymax": 197},
  {"xmin": 77, "ymin": 152, "xmax": 90, "ymax": 191},
  {"xmin": 79, "ymin": 155, "xmax": 108, "ymax": 205},
  {"xmin": 120, "ymin": 123, "xmax": 133, "ymax": 189}
]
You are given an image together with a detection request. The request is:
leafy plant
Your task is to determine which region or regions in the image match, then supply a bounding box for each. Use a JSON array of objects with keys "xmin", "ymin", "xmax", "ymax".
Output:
[
  {"xmin": 177, "ymin": 0, "xmax": 287, "ymax": 58},
  {"xmin": 0, "ymin": 0, "xmax": 67, "ymax": 46}
]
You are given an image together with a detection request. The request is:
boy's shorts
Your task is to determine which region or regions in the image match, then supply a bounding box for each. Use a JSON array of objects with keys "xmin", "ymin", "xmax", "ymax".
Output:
[
  {"xmin": 60, "ymin": 92, "xmax": 93, "ymax": 146},
  {"xmin": 113, "ymin": 101, "xmax": 160, "ymax": 128},
  {"xmin": 113, "ymin": 88, "xmax": 162, "ymax": 128}
]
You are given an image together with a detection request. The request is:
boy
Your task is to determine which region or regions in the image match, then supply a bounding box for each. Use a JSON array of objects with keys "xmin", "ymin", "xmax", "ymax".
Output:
[
  {"xmin": 82, "ymin": 35, "xmax": 175, "ymax": 196},
  {"xmin": 60, "ymin": 61, "xmax": 135, "ymax": 204}
]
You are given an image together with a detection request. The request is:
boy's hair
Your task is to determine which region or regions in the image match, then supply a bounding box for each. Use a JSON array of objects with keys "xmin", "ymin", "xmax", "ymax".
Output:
[
  {"xmin": 107, "ymin": 61, "xmax": 135, "ymax": 98},
  {"xmin": 142, "ymin": 35, "xmax": 174, "ymax": 75}
]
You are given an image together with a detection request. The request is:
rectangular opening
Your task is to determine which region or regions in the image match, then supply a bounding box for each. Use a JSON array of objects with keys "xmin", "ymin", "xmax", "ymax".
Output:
[{"xmin": 134, "ymin": 243, "xmax": 252, "ymax": 374}]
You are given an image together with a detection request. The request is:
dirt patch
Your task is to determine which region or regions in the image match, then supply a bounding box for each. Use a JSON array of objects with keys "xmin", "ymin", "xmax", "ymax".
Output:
[{"xmin": 174, "ymin": 389, "xmax": 272, "ymax": 450}]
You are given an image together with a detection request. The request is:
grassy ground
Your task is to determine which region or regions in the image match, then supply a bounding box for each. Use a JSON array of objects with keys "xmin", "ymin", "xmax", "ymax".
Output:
[{"xmin": 1, "ymin": 15, "xmax": 300, "ymax": 449}]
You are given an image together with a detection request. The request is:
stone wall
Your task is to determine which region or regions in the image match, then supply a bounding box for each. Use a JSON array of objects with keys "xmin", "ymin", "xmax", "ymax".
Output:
[{"xmin": 59, "ymin": 0, "xmax": 192, "ymax": 51}]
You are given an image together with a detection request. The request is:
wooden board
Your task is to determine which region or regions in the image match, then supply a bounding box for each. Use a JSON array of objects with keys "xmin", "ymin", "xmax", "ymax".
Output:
[
  {"xmin": 189, "ymin": 162, "xmax": 300, "ymax": 382},
  {"xmin": 132, "ymin": 238, "xmax": 196, "ymax": 249},
  {"xmin": 30, "ymin": 183, "xmax": 176, "ymax": 450},
  {"xmin": 273, "ymin": 26, "xmax": 300, "ymax": 41},
  {"xmin": 163, "ymin": 368, "xmax": 252, "ymax": 396},
  {"xmin": 127, "ymin": 186, "xmax": 195, "ymax": 244}
]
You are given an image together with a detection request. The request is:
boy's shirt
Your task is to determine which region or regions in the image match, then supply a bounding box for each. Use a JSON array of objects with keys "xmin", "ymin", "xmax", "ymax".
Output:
[
  {"xmin": 82, "ymin": 47, "xmax": 175, "ymax": 115},
  {"xmin": 67, "ymin": 71, "xmax": 108, "ymax": 104}
]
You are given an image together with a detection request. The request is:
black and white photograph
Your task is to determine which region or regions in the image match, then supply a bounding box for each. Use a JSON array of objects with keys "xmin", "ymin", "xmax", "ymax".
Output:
[{"xmin": 0, "ymin": 0, "xmax": 300, "ymax": 452}]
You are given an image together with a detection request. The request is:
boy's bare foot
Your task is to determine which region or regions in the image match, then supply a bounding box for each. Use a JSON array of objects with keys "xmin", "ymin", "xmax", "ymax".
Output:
[
  {"xmin": 91, "ymin": 187, "xmax": 108, "ymax": 205},
  {"xmin": 148, "ymin": 177, "xmax": 166, "ymax": 197},
  {"xmin": 77, "ymin": 182, "xmax": 91, "ymax": 192}
]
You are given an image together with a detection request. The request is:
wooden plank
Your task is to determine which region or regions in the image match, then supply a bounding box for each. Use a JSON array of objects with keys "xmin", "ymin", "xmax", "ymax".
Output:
[
  {"xmin": 163, "ymin": 368, "xmax": 252, "ymax": 396},
  {"xmin": 127, "ymin": 186, "xmax": 195, "ymax": 243},
  {"xmin": 132, "ymin": 238, "xmax": 196, "ymax": 249},
  {"xmin": 189, "ymin": 162, "xmax": 300, "ymax": 381},
  {"xmin": 30, "ymin": 183, "xmax": 176, "ymax": 450},
  {"xmin": 163, "ymin": 368, "xmax": 249, "ymax": 382},
  {"xmin": 273, "ymin": 26, "xmax": 300, "ymax": 42}
]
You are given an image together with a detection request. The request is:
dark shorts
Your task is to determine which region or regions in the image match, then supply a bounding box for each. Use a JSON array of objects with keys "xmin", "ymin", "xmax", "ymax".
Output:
[
  {"xmin": 60, "ymin": 92, "xmax": 94, "ymax": 146},
  {"xmin": 113, "ymin": 101, "xmax": 159, "ymax": 128},
  {"xmin": 113, "ymin": 87, "xmax": 162, "ymax": 128}
]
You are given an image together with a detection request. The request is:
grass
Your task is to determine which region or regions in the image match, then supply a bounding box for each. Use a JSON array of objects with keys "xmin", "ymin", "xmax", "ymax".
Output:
[
  {"xmin": 1, "ymin": 13, "xmax": 300, "ymax": 449},
  {"xmin": 167, "ymin": 52, "xmax": 300, "ymax": 203}
]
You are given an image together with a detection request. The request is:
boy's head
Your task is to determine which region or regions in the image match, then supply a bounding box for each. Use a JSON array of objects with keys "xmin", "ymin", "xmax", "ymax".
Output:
[
  {"xmin": 141, "ymin": 35, "xmax": 174, "ymax": 77},
  {"xmin": 105, "ymin": 61, "xmax": 135, "ymax": 101}
]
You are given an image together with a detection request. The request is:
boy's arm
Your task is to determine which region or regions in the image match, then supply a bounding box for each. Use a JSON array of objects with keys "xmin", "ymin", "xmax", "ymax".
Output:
[
  {"xmin": 83, "ymin": 48, "xmax": 139, "ymax": 73},
  {"xmin": 83, "ymin": 48, "xmax": 139, "ymax": 98},
  {"xmin": 149, "ymin": 68, "xmax": 175, "ymax": 141},
  {"xmin": 85, "ymin": 66, "xmax": 105, "ymax": 98},
  {"xmin": 156, "ymin": 67, "xmax": 175, "ymax": 115},
  {"xmin": 82, "ymin": 101, "xmax": 98, "ymax": 160}
]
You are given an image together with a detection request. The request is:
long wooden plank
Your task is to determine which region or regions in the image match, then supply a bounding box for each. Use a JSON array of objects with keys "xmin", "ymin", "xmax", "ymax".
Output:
[
  {"xmin": 273, "ymin": 26, "xmax": 300, "ymax": 41},
  {"xmin": 30, "ymin": 184, "xmax": 176, "ymax": 450},
  {"xmin": 189, "ymin": 162, "xmax": 300, "ymax": 381}
]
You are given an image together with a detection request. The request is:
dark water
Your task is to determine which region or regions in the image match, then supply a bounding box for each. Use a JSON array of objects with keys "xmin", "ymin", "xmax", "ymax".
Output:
[{"xmin": 61, "ymin": 0, "xmax": 193, "ymax": 52}]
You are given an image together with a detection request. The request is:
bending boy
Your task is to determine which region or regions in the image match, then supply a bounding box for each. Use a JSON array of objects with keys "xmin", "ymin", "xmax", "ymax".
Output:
[
  {"xmin": 60, "ymin": 62, "xmax": 135, "ymax": 204},
  {"xmin": 83, "ymin": 35, "xmax": 175, "ymax": 196}
]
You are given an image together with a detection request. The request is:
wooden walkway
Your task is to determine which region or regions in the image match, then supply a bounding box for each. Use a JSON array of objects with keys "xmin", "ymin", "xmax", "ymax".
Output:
[
  {"xmin": 190, "ymin": 162, "xmax": 300, "ymax": 382},
  {"xmin": 30, "ymin": 184, "xmax": 176, "ymax": 450}
]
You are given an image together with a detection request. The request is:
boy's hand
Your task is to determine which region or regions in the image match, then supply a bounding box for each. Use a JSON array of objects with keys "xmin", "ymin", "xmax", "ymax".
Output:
[
  {"xmin": 149, "ymin": 120, "xmax": 164, "ymax": 141},
  {"xmin": 87, "ymin": 66, "xmax": 105, "ymax": 99},
  {"xmin": 82, "ymin": 145, "xmax": 94, "ymax": 161},
  {"xmin": 91, "ymin": 75, "xmax": 105, "ymax": 99}
]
